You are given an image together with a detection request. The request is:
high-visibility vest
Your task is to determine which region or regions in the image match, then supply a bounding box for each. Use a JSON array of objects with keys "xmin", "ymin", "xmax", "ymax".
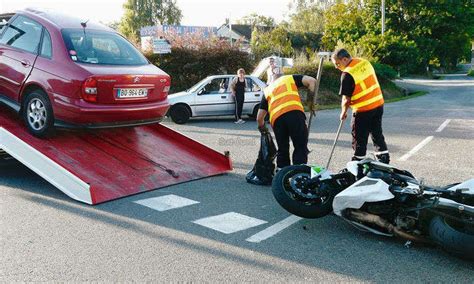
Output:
[
  {"xmin": 343, "ymin": 58, "xmax": 384, "ymax": 112},
  {"xmin": 264, "ymin": 75, "xmax": 304, "ymax": 126}
]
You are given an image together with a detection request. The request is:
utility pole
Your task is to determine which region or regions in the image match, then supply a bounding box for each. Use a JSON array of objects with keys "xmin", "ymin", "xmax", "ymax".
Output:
[{"xmin": 381, "ymin": 0, "xmax": 385, "ymax": 35}]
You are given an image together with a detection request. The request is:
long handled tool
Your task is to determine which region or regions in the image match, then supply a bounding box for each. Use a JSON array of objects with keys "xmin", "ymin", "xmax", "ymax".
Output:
[
  {"xmin": 325, "ymin": 118, "xmax": 345, "ymax": 170},
  {"xmin": 307, "ymin": 56, "xmax": 324, "ymax": 132}
]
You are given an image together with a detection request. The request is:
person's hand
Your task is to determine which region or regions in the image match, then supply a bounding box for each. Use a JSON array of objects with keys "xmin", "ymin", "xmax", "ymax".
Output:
[
  {"xmin": 340, "ymin": 111, "xmax": 347, "ymax": 121},
  {"xmin": 258, "ymin": 124, "xmax": 268, "ymax": 134}
]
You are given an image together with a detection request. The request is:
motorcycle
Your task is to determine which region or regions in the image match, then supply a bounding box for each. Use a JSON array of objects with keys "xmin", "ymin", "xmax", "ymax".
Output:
[{"xmin": 272, "ymin": 159, "xmax": 474, "ymax": 260}]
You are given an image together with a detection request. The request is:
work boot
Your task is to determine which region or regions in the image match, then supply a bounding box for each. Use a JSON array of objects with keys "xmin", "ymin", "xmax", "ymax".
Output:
[{"xmin": 376, "ymin": 153, "xmax": 390, "ymax": 164}]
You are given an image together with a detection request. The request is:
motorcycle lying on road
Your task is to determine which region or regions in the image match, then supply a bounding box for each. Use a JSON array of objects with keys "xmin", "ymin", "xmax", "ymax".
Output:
[{"xmin": 272, "ymin": 159, "xmax": 474, "ymax": 260}]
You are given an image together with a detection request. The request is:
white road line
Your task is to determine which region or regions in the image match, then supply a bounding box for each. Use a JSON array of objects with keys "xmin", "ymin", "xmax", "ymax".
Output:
[
  {"xmin": 193, "ymin": 212, "xmax": 267, "ymax": 234},
  {"xmin": 134, "ymin": 194, "xmax": 199, "ymax": 211},
  {"xmin": 246, "ymin": 215, "xmax": 302, "ymax": 243},
  {"xmin": 398, "ymin": 136, "xmax": 434, "ymax": 162},
  {"xmin": 435, "ymin": 119, "xmax": 451, "ymax": 132}
]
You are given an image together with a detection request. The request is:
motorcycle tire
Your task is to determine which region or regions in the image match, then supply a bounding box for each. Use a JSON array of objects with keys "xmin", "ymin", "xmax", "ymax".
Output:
[
  {"xmin": 429, "ymin": 215, "xmax": 474, "ymax": 260},
  {"xmin": 272, "ymin": 165, "xmax": 334, "ymax": 219}
]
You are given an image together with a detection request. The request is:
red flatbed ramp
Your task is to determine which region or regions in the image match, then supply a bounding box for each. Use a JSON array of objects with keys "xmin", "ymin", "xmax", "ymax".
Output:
[{"xmin": 0, "ymin": 110, "xmax": 232, "ymax": 204}]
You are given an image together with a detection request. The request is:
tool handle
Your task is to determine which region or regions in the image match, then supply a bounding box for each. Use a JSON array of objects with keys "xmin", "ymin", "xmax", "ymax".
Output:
[
  {"xmin": 325, "ymin": 119, "xmax": 345, "ymax": 170},
  {"xmin": 307, "ymin": 56, "xmax": 325, "ymax": 132}
]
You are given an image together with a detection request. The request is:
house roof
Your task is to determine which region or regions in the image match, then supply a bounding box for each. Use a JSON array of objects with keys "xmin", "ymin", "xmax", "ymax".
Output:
[{"xmin": 218, "ymin": 24, "xmax": 273, "ymax": 41}]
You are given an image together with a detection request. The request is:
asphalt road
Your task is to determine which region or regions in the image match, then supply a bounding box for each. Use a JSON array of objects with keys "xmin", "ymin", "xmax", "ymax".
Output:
[{"xmin": 1, "ymin": 74, "xmax": 473, "ymax": 282}]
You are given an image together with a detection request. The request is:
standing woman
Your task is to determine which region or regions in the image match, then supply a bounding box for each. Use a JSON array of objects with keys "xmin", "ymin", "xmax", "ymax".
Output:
[{"xmin": 230, "ymin": 68, "xmax": 246, "ymax": 124}]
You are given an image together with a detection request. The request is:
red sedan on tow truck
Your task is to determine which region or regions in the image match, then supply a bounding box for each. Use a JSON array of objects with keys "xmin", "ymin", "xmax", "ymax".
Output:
[{"xmin": 0, "ymin": 8, "xmax": 170, "ymax": 137}]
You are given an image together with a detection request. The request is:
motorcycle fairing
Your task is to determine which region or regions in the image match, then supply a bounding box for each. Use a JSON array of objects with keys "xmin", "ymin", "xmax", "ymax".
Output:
[
  {"xmin": 445, "ymin": 178, "xmax": 474, "ymax": 195},
  {"xmin": 333, "ymin": 177, "xmax": 395, "ymax": 216},
  {"xmin": 310, "ymin": 165, "xmax": 332, "ymax": 180}
]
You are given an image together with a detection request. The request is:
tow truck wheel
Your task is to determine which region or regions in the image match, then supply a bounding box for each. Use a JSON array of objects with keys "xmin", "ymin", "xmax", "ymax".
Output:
[
  {"xmin": 23, "ymin": 90, "xmax": 54, "ymax": 138},
  {"xmin": 170, "ymin": 104, "xmax": 190, "ymax": 124}
]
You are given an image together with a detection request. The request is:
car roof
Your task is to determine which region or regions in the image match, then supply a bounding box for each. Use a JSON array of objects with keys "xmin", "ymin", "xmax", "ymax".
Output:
[
  {"xmin": 17, "ymin": 8, "xmax": 114, "ymax": 32},
  {"xmin": 207, "ymin": 75, "xmax": 259, "ymax": 80}
]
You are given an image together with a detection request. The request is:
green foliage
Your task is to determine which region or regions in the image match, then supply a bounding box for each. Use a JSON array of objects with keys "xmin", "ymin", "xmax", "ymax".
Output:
[
  {"xmin": 250, "ymin": 26, "xmax": 294, "ymax": 60},
  {"xmin": 371, "ymin": 62, "xmax": 398, "ymax": 81},
  {"xmin": 323, "ymin": 0, "xmax": 474, "ymax": 73},
  {"xmin": 288, "ymin": 2, "xmax": 325, "ymax": 35},
  {"xmin": 468, "ymin": 69, "xmax": 474, "ymax": 77},
  {"xmin": 146, "ymin": 46, "xmax": 253, "ymax": 92},
  {"xmin": 357, "ymin": 31, "xmax": 421, "ymax": 75},
  {"xmin": 237, "ymin": 13, "xmax": 276, "ymax": 27},
  {"xmin": 119, "ymin": 0, "xmax": 182, "ymax": 43}
]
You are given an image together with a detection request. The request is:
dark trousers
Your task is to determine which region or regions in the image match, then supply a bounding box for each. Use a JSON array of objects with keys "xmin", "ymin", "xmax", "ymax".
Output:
[
  {"xmin": 351, "ymin": 106, "xmax": 388, "ymax": 158},
  {"xmin": 273, "ymin": 111, "xmax": 308, "ymax": 168},
  {"xmin": 235, "ymin": 93, "xmax": 244, "ymax": 120}
]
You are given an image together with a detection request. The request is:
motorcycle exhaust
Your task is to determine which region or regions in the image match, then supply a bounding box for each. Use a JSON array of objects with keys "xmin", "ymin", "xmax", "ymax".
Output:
[{"xmin": 348, "ymin": 210, "xmax": 433, "ymax": 245}]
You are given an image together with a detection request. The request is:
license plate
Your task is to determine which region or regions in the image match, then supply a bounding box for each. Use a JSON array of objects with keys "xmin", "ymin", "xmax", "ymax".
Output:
[{"xmin": 117, "ymin": 88, "xmax": 148, "ymax": 98}]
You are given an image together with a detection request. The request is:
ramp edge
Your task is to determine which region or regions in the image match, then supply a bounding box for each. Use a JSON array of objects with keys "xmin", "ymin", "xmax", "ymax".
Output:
[{"xmin": 0, "ymin": 127, "xmax": 92, "ymax": 204}]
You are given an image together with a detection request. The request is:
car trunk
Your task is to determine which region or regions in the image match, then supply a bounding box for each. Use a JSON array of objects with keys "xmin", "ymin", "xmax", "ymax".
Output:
[{"xmin": 79, "ymin": 64, "xmax": 170, "ymax": 104}]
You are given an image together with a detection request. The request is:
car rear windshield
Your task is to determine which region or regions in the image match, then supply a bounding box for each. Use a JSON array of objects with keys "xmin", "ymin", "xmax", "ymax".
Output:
[{"xmin": 61, "ymin": 28, "xmax": 148, "ymax": 65}]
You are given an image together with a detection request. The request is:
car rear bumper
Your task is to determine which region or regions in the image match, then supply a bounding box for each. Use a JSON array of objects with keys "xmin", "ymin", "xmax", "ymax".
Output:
[{"xmin": 53, "ymin": 96, "xmax": 170, "ymax": 125}]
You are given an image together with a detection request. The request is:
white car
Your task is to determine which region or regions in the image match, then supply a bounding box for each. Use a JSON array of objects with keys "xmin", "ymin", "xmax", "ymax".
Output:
[{"xmin": 167, "ymin": 75, "xmax": 267, "ymax": 124}]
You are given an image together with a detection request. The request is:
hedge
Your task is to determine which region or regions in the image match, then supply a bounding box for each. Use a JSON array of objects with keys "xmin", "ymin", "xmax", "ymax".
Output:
[{"xmin": 146, "ymin": 47, "xmax": 254, "ymax": 93}]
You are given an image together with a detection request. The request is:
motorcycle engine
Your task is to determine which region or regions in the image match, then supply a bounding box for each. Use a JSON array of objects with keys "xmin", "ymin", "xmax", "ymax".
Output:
[{"xmin": 395, "ymin": 214, "xmax": 417, "ymax": 231}]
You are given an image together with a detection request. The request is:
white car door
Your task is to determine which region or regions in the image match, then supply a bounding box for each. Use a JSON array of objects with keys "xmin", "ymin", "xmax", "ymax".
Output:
[
  {"xmin": 244, "ymin": 77, "xmax": 264, "ymax": 114},
  {"xmin": 194, "ymin": 77, "xmax": 233, "ymax": 116}
]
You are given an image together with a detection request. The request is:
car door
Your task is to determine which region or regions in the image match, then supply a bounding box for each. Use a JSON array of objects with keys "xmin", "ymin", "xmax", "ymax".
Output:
[
  {"xmin": 0, "ymin": 15, "xmax": 42, "ymax": 102},
  {"xmin": 243, "ymin": 77, "xmax": 263, "ymax": 114},
  {"xmin": 194, "ymin": 77, "xmax": 233, "ymax": 116}
]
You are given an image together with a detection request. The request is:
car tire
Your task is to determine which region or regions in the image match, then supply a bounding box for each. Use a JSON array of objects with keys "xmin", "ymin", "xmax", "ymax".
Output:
[
  {"xmin": 250, "ymin": 104, "xmax": 269, "ymax": 121},
  {"xmin": 22, "ymin": 90, "xmax": 55, "ymax": 138},
  {"xmin": 170, "ymin": 104, "xmax": 190, "ymax": 124}
]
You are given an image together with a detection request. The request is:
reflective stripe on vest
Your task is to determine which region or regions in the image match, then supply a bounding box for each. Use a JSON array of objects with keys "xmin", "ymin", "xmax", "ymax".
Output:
[
  {"xmin": 264, "ymin": 75, "xmax": 304, "ymax": 126},
  {"xmin": 344, "ymin": 58, "xmax": 384, "ymax": 112}
]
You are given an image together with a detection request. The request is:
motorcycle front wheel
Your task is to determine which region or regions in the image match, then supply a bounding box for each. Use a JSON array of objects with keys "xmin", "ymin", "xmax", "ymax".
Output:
[
  {"xmin": 272, "ymin": 165, "xmax": 335, "ymax": 219},
  {"xmin": 429, "ymin": 215, "xmax": 474, "ymax": 260}
]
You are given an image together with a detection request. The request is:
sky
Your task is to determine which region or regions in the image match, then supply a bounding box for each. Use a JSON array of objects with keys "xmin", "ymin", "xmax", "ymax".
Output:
[{"xmin": 0, "ymin": 0, "xmax": 292, "ymax": 27}]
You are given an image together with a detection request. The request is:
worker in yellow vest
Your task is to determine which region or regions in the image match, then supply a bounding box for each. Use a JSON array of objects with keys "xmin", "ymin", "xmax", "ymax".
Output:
[
  {"xmin": 256, "ymin": 71, "xmax": 317, "ymax": 169},
  {"xmin": 331, "ymin": 48, "xmax": 390, "ymax": 164}
]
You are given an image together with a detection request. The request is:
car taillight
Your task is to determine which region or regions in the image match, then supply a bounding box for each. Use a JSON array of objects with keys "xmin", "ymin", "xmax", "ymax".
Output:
[{"xmin": 82, "ymin": 77, "xmax": 98, "ymax": 103}]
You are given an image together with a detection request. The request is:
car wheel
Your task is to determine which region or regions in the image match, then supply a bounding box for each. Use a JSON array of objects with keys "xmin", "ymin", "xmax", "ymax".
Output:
[
  {"xmin": 250, "ymin": 104, "xmax": 269, "ymax": 121},
  {"xmin": 23, "ymin": 90, "xmax": 54, "ymax": 137},
  {"xmin": 170, "ymin": 104, "xmax": 190, "ymax": 124}
]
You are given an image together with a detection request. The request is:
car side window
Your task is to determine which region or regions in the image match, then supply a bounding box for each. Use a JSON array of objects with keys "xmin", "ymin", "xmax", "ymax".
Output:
[
  {"xmin": 0, "ymin": 15, "xmax": 42, "ymax": 54},
  {"xmin": 40, "ymin": 28, "xmax": 52, "ymax": 58},
  {"xmin": 246, "ymin": 78, "xmax": 261, "ymax": 92},
  {"xmin": 201, "ymin": 78, "xmax": 225, "ymax": 95}
]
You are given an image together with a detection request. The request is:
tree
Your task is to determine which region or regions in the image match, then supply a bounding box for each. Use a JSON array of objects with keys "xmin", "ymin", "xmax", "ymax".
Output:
[
  {"xmin": 323, "ymin": 0, "xmax": 474, "ymax": 72},
  {"xmin": 237, "ymin": 13, "xmax": 276, "ymax": 27},
  {"xmin": 119, "ymin": 0, "xmax": 182, "ymax": 43},
  {"xmin": 251, "ymin": 26, "xmax": 294, "ymax": 60},
  {"xmin": 288, "ymin": 0, "xmax": 325, "ymax": 34}
]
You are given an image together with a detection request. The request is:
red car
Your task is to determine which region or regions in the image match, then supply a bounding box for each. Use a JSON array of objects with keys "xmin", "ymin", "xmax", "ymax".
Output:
[{"xmin": 0, "ymin": 8, "xmax": 170, "ymax": 137}]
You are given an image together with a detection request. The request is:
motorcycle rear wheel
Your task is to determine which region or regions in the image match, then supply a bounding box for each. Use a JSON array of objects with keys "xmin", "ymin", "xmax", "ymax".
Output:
[
  {"xmin": 429, "ymin": 215, "xmax": 474, "ymax": 260},
  {"xmin": 272, "ymin": 165, "xmax": 335, "ymax": 219}
]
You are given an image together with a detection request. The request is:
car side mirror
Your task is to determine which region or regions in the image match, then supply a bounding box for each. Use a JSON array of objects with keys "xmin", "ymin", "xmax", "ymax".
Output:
[{"xmin": 198, "ymin": 88, "xmax": 205, "ymax": 95}]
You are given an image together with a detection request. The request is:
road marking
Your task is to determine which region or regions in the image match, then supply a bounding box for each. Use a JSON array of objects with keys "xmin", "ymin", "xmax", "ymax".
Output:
[
  {"xmin": 134, "ymin": 194, "xmax": 199, "ymax": 211},
  {"xmin": 246, "ymin": 215, "xmax": 302, "ymax": 243},
  {"xmin": 435, "ymin": 119, "xmax": 451, "ymax": 132},
  {"xmin": 398, "ymin": 136, "xmax": 434, "ymax": 161},
  {"xmin": 193, "ymin": 212, "xmax": 267, "ymax": 234}
]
